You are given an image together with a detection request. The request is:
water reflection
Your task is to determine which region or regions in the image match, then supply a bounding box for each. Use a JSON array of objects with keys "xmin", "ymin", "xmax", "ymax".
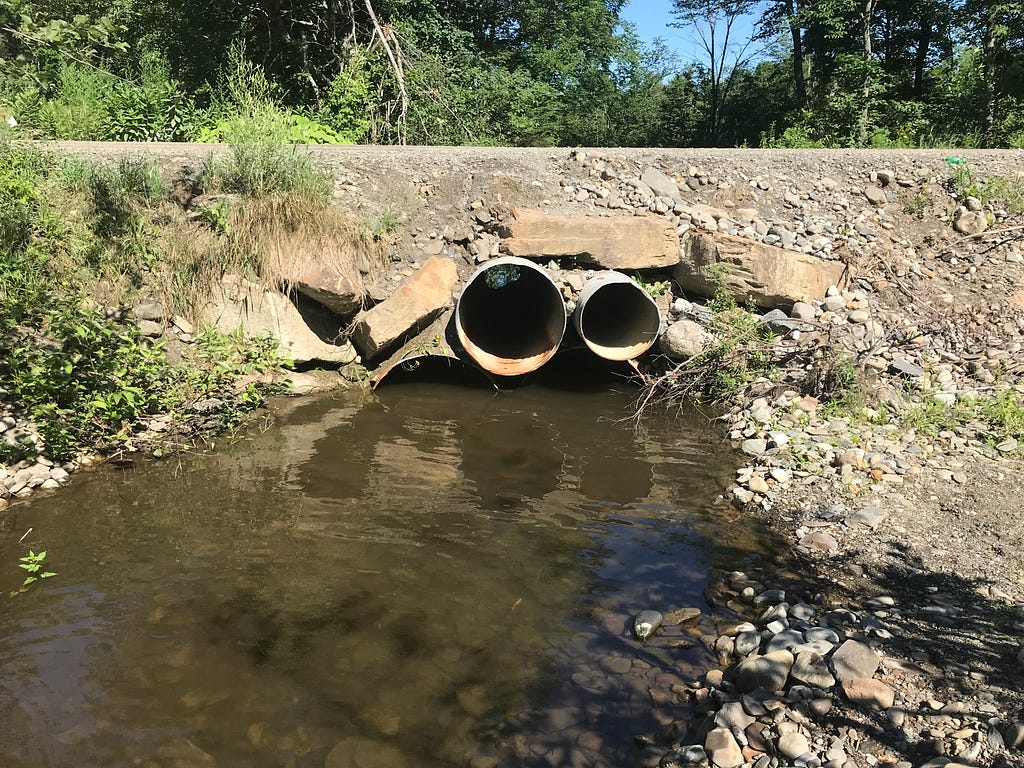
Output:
[{"xmin": 0, "ymin": 383, "xmax": 765, "ymax": 768}]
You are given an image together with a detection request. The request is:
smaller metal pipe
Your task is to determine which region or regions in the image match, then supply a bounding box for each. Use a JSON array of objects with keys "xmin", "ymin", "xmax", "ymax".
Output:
[
  {"xmin": 455, "ymin": 257, "xmax": 566, "ymax": 376},
  {"xmin": 573, "ymin": 271, "xmax": 662, "ymax": 361}
]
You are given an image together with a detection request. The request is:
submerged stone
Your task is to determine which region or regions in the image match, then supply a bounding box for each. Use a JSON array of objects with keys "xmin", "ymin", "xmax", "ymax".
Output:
[{"xmin": 634, "ymin": 610, "xmax": 664, "ymax": 642}]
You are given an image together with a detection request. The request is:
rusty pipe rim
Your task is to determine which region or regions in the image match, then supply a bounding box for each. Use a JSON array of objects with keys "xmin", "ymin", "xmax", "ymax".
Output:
[
  {"xmin": 455, "ymin": 257, "xmax": 566, "ymax": 376},
  {"xmin": 573, "ymin": 271, "xmax": 661, "ymax": 361}
]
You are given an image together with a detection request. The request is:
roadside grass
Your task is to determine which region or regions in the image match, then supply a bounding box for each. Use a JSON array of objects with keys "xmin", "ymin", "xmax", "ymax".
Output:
[
  {"xmin": 947, "ymin": 161, "xmax": 1024, "ymax": 215},
  {"xmin": 895, "ymin": 389, "xmax": 1024, "ymax": 447},
  {"xmin": 152, "ymin": 191, "xmax": 385, "ymax": 322}
]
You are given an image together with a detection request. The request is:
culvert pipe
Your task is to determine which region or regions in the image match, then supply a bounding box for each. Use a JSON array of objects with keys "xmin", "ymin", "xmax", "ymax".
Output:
[
  {"xmin": 455, "ymin": 257, "xmax": 566, "ymax": 376},
  {"xmin": 573, "ymin": 271, "xmax": 662, "ymax": 361}
]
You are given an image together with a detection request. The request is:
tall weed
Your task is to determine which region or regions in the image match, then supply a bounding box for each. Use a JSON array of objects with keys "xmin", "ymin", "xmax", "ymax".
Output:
[
  {"xmin": 201, "ymin": 48, "xmax": 332, "ymax": 198},
  {"xmin": 37, "ymin": 64, "xmax": 112, "ymax": 140}
]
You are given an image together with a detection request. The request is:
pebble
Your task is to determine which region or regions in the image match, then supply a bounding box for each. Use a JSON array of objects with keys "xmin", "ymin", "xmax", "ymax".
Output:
[
  {"xmin": 846, "ymin": 507, "xmax": 887, "ymax": 530},
  {"xmin": 778, "ymin": 731, "xmax": 810, "ymax": 759},
  {"xmin": 1005, "ymin": 722, "xmax": 1024, "ymax": 749}
]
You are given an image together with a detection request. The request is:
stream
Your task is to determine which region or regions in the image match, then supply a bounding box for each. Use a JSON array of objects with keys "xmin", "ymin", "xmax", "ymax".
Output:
[{"xmin": 0, "ymin": 373, "xmax": 770, "ymax": 768}]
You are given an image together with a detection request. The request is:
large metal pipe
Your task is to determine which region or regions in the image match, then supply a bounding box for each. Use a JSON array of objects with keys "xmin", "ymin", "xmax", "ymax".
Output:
[
  {"xmin": 573, "ymin": 271, "xmax": 662, "ymax": 361},
  {"xmin": 455, "ymin": 257, "xmax": 566, "ymax": 376}
]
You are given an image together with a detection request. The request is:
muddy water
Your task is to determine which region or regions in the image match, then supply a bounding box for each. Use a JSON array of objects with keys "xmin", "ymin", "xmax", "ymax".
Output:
[{"xmin": 0, "ymin": 376, "xmax": 768, "ymax": 768}]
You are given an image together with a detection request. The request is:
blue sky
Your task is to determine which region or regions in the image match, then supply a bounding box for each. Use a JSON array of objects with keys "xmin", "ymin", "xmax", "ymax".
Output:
[
  {"xmin": 619, "ymin": 0, "xmax": 762, "ymax": 68},
  {"xmin": 619, "ymin": 0, "xmax": 688, "ymax": 57}
]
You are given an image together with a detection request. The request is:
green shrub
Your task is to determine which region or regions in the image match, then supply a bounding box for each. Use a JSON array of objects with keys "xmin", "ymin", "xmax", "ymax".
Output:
[
  {"xmin": 105, "ymin": 53, "xmax": 198, "ymax": 142},
  {"xmin": 0, "ymin": 305, "xmax": 170, "ymax": 461},
  {"xmin": 0, "ymin": 143, "xmax": 59, "ymax": 322},
  {"xmin": 317, "ymin": 52, "xmax": 373, "ymax": 143},
  {"xmin": 759, "ymin": 121, "xmax": 827, "ymax": 148},
  {"xmin": 37, "ymin": 64, "xmax": 112, "ymax": 140}
]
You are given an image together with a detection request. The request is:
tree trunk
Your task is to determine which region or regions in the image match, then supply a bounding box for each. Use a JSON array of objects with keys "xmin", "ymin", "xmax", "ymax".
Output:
[
  {"xmin": 982, "ymin": 2, "xmax": 997, "ymax": 147},
  {"xmin": 788, "ymin": 0, "xmax": 806, "ymax": 108},
  {"xmin": 913, "ymin": 10, "xmax": 931, "ymax": 99},
  {"xmin": 858, "ymin": 0, "xmax": 876, "ymax": 145},
  {"xmin": 709, "ymin": 17, "xmax": 720, "ymax": 145}
]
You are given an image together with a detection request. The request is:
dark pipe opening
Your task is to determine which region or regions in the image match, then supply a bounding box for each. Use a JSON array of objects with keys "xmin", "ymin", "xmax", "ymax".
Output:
[
  {"xmin": 579, "ymin": 282, "xmax": 660, "ymax": 348},
  {"xmin": 458, "ymin": 263, "xmax": 564, "ymax": 360}
]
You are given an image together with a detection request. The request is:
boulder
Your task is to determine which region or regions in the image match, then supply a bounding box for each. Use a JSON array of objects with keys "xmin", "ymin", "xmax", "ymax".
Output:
[
  {"xmin": 640, "ymin": 167, "xmax": 680, "ymax": 198},
  {"xmin": 498, "ymin": 208, "xmax": 680, "ymax": 269},
  {"xmin": 864, "ymin": 185, "xmax": 888, "ymax": 206},
  {"xmin": 201, "ymin": 274, "xmax": 357, "ymax": 365},
  {"xmin": 789, "ymin": 650, "xmax": 837, "ymax": 689},
  {"xmin": 830, "ymin": 639, "xmax": 880, "ymax": 682},
  {"xmin": 705, "ymin": 728, "xmax": 743, "ymax": 768},
  {"xmin": 285, "ymin": 263, "xmax": 363, "ymax": 317},
  {"xmin": 675, "ymin": 233, "xmax": 847, "ymax": 310},
  {"xmin": 841, "ymin": 677, "xmax": 895, "ymax": 709},
  {"xmin": 351, "ymin": 256, "xmax": 458, "ymax": 362},
  {"xmin": 660, "ymin": 319, "xmax": 711, "ymax": 361},
  {"xmin": 730, "ymin": 649, "xmax": 794, "ymax": 693}
]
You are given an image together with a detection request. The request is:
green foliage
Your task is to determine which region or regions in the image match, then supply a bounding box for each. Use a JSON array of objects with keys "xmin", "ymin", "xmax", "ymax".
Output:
[
  {"xmin": 204, "ymin": 141, "xmax": 330, "ymax": 199},
  {"xmin": 0, "ymin": 302, "xmax": 293, "ymax": 464},
  {"xmin": 200, "ymin": 47, "xmax": 331, "ymax": 198},
  {"xmin": 1, "ymin": 305, "xmax": 170, "ymax": 461},
  {"xmin": 632, "ymin": 273, "xmax": 669, "ymax": 299},
  {"xmin": 760, "ymin": 120, "xmax": 827, "ymax": 148},
  {"xmin": 200, "ymin": 113, "xmax": 347, "ymax": 145},
  {"xmin": 35, "ymin": 64, "xmax": 111, "ymax": 139},
  {"xmin": 656, "ymin": 285, "xmax": 780, "ymax": 404},
  {"xmin": 11, "ymin": 549, "xmax": 57, "ymax": 596},
  {"xmin": 1, "ymin": 7, "xmax": 129, "ymax": 93},
  {"xmin": 316, "ymin": 51, "xmax": 373, "ymax": 144},
  {"xmin": 104, "ymin": 53, "xmax": 196, "ymax": 141},
  {"xmin": 903, "ymin": 192, "xmax": 929, "ymax": 218},
  {"xmin": 0, "ymin": 142, "xmax": 67, "ymax": 322},
  {"xmin": 898, "ymin": 389, "xmax": 1024, "ymax": 450},
  {"xmin": 7, "ymin": 53, "xmax": 197, "ymax": 142},
  {"xmin": 981, "ymin": 391, "xmax": 1024, "ymax": 440},
  {"xmin": 372, "ymin": 208, "xmax": 400, "ymax": 239},
  {"xmin": 0, "ymin": 0, "xmax": 1021, "ymax": 148},
  {"xmin": 0, "ymin": 139, "xmax": 300, "ymax": 465},
  {"xmin": 184, "ymin": 328, "xmax": 293, "ymax": 416},
  {"xmin": 946, "ymin": 161, "xmax": 1024, "ymax": 216},
  {"xmin": 809, "ymin": 350, "xmax": 862, "ymax": 411}
]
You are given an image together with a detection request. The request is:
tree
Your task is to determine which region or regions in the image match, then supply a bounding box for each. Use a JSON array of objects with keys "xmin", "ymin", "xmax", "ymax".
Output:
[
  {"xmin": 961, "ymin": 0, "xmax": 1024, "ymax": 145},
  {"xmin": 671, "ymin": 0, "xmax": 763, "ymax": 145}
]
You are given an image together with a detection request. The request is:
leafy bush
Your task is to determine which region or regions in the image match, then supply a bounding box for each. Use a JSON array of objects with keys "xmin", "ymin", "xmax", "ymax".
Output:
[
  {"xmin": 1, "ymin": 306, "xmax": 170, "ymax": 461},
  {"xmin": 105, "ymin": 53, "xmax": 198, "ymax": 141},
  {"xmin": 316, "ymin": 53, "xmax": 373, "ymax": 143},
  {"xmin": 759, "ymin": 120, "xmax": 827, "ymax": 148},
  {"xmin": 13, "ymin": 53, "xmax": 198, "ymax": 142},
  {"xmin": 0, "ymin": 142, "xmax": 67, "ymax": 322},
  {"xmin": 37, "ymin": 64, "xmax": 112, "ymax": 140}
]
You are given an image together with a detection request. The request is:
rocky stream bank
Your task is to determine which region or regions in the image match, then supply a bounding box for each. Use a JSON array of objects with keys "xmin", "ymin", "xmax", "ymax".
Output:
[{"xmin": 4, "ymin": 144, "xmax": 1024, "ymax": 768}]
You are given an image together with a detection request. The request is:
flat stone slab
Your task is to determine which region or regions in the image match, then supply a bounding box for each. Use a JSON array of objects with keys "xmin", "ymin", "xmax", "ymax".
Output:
[
  {"xmin": 675, "ymin": 232, "xmax": 848, "ymax": 310},
  {"xmin": 352, "ymin": 256, "xmax": 459, "ymax": 362},
  {"xmin": 498, "ymin": 208, "xmax": 680, "ymax": 269},
  {"xmin": 286, "ymin": 263, "xmax": 363, "ymax": 317},
  {"xmin": 201, "ymin": 274, "xmax": 357, "ymax": 365}
]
